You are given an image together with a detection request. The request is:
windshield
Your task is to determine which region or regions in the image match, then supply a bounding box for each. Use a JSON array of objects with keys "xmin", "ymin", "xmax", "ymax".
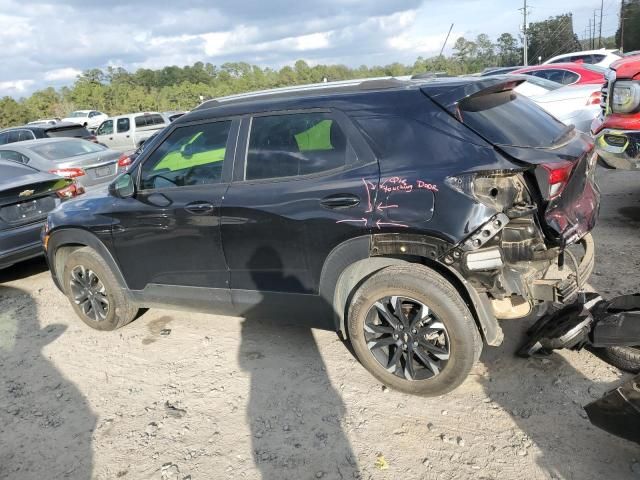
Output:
[
  {"xmin": 68, "ymin": 111, "xmax": 88, "ymax": 118},
  {"xmin": 459, "ymin": 89, "xmax": 569, "ymax": 148},
  {"xmin": 30, "ymin": 140, "xmax": 106, "ymax": 161}
]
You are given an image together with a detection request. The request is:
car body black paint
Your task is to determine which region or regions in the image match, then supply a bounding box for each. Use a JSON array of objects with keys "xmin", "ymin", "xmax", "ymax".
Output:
[{"xmin": 46, "ymin": 77, "xmax": 599, "ymax": 337}]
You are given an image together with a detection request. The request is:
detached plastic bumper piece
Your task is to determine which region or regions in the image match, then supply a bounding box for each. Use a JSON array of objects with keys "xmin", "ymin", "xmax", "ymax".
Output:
[
  {"xmin": 584, "ymin": 375, "xmax": 640, "ymax": 444},
  {"xmin": 518, "ymin": 293, "xmax": 640, "ymax": 357}
]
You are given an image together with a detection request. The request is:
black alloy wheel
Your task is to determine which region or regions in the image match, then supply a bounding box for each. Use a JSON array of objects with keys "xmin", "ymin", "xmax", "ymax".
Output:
[{"xmin": 364, "ymin": 295, "xmax": 450, "ymax": 381}]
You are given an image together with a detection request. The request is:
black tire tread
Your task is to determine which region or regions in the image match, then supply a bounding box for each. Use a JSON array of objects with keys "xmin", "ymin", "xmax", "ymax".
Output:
[
  {"xmin": 347, "ymin": 263, "xmax": 482, "ymax": 396},
  {"xmin": 595, "ymin": 346, "xmax": 640, "ymax": 373},
  {"xmin": 62, "ymin": 246, "xmax": 139, "ymax": 331}
]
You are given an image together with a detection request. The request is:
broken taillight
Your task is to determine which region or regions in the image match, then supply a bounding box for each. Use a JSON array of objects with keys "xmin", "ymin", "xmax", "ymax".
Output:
[
  {"xmin": 537, "ymin": 161, "xmax": 575, "ymax": 199},
  {"xmin": 445, "ymin": 171, "xmax": 531, "ymax": 212}
]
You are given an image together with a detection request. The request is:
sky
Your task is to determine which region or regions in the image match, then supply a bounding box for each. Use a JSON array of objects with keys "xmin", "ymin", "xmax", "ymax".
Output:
[{"xmin": 0, "ymin": 0, "xmax": 621, "ymax": 98}]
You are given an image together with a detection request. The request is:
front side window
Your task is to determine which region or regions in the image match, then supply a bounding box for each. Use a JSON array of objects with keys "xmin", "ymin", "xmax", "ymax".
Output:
[
  {"xmin": 139, "ymin": 121, "xmax": 231, "ymax": 189},
  {"xmin": 245, "ymin": 112, "xmax": 349, "ymax": 181},
  {"xmin": 97, "ymin": 120, "xmax": 113, "ymax": 135},
  {"xmin": 117, "ymin": 118, "xmax": 130, "ymax": 133},
  {"xmin": 0, "ymin": 133, "xmax": 8, "ymax": 145}
]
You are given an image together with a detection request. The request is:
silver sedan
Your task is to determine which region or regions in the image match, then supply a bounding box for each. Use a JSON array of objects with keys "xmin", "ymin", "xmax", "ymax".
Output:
[{"xmin": 0, "ymin": 138, "xmax": 121, "ymax": 189}]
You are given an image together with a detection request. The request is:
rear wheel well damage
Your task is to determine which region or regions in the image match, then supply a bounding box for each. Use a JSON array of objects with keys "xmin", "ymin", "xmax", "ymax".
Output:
[{"xmin": 322, "ymin": 234, "xmax": 503, "ymax": 346}]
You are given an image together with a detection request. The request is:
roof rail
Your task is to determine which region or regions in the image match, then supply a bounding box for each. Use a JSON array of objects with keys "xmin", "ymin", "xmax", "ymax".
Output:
[{"xmin": 194, "ymin": 76, "xmax": 412, "ymax": 111}]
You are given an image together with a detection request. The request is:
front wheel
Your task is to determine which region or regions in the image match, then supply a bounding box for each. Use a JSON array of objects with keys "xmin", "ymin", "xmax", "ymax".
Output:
[
  {"xmin": 62, "ymin": 247, "xmax": 141, "ymax": 330},
  {"xmin": 347, "ymin": 264, "xmax": 482, "ymax": 396}
]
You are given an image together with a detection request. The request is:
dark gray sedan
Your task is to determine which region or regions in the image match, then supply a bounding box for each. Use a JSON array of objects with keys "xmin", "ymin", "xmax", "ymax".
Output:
[{"xmin": 0, "ymin": 138, "xmax": 121, "ymax": 189}]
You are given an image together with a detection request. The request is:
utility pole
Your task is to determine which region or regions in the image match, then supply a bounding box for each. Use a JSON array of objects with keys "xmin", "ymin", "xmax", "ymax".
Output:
[
  {"xmin": 620, "ymin": 0, "xmax": 625, "ymax": 53},
  {"xmin": 593, "ymin": 10, "xmax": 597, "ymax": 49},
  {"xmin": 588, "ymin": 17, "xmax": 592, "ymax": 49},
  {"xmin": 599, "ymin": 0, "xmax": 604, "ymax": 48},
  {"xmin": 520, "ymin": 0, "xmax": 529, "ymax": 65},
  {"xmin": 439, "ymin": 23, "xmax": 454, "ymax": 57}
]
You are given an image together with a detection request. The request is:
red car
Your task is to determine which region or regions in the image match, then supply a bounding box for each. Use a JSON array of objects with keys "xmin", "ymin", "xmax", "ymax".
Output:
[{"xmin": 511, "ymin": 63, "xmax": 606, "ymax": 86}]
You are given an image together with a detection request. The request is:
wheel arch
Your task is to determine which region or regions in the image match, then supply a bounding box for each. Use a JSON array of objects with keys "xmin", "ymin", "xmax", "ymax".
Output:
[
  {"xmin": 319, "ymin": 234, "xmax": 503, "ymax": 346},
  {"xmin": 47, "ymin": 228, "xmax": 128, "ymax": 292}
]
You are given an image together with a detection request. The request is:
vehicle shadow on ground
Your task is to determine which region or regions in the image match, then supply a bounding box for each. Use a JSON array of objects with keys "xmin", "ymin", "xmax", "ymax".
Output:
[
  {"xmin": 238, "ymin": 247, "xmax": 360, "ymax": 479},
  {"xmin": 479, "ymin": 317, "xmax": 636, "ymax": 478},
  {"xmin": 0, "ymin": 257, "xmax": 48, "ymax": 283},
  {"xmin": 0, "ymin": 285, "xmax": 96, "ymax": 479}
]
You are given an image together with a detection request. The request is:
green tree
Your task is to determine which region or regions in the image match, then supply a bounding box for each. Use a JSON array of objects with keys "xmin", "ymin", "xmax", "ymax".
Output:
[
  {"xmin": 528, "ymin": 13, "xmax": 581, "ymax": 64},
  {"xmin": 617, "ymin": 0, "xmax": 640, "ymax": 52},
  {"xmin": 496, "ymin": 33, "xmax": 521, "ymax": 66}
]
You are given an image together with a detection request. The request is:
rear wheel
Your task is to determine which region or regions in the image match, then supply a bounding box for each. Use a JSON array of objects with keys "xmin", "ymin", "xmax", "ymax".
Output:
[
  {"xmin": 62, "ymin": 247, "xmax": 140, "ymax": 330},
  {"xmin": 347, "ymin": 265, "xmax": 482, "ymax": 396},
  {"xmin": 592, "ymin": 346, "xmax": 640, "ymax": 373}
]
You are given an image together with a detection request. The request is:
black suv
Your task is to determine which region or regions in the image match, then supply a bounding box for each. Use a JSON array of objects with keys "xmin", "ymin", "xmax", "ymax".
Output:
[
  {"xmin": 44, "ymin": 77, "xmax": 599, "ymax": 395},
  {"xmin": 0, "ymin": 122, "xmax": 97, "ymax": 145}
]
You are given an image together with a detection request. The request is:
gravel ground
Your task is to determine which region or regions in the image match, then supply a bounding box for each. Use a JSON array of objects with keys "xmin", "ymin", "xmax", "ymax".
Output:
[{"xmin": 1, "ymin": 166, "xmax": 639, "ymax": 480}]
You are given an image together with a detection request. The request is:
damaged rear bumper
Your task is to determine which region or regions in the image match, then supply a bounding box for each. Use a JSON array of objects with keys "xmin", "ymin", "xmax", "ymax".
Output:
[{"xmin": 531, "ymin": 233, "xmax": 595, "ymax": 304}]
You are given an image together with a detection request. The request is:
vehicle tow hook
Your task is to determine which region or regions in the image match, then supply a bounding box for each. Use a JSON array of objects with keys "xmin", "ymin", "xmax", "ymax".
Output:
[{"xmin": 517, "ymin": 292, "xmax": 640, "ymax": 359}]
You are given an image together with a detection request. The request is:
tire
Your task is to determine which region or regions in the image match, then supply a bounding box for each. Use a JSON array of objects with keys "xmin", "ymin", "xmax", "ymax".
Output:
[
  {"xmin": 62, "ymin": 247, "xmax": 140, "ymax": 331},
  {"xmin": 347, "ymin": 264, "xmax": 482, "ymax": 396},
  {"xmin": 592, "ymin": 346, "xmax": 640, "ymax": 373}
]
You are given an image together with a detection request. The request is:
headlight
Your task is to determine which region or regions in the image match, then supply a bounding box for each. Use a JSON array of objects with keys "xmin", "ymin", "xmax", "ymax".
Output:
[{"xmin": 612, "ymin": 80, "xmax": 640, "ymax": 113}]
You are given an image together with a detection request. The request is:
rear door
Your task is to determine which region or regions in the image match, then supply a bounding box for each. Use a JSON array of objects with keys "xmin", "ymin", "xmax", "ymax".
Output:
[
  {"xmin": 112, "ymin": 117, "xmax": 133, "ymax": 151},
  {"xmin": 110, "ymin": 118, "xmax": 238, "ymax": 309},
  {"xmin": 220, "ymin": 109, "xmax": 379, "ymax": 322}
]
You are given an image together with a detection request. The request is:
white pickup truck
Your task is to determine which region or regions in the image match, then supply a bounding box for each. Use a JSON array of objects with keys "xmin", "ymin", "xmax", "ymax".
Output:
[{"xmin": 95, "ymin": 112, "xmax": 167, "ymax": 152}]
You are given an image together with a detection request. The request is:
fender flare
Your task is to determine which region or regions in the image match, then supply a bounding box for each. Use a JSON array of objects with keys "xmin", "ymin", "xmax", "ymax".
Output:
[
  {"xmin": 47, "ymin": 228, "xmax": 129, "ymax": 292},
  {"xmin": 318, "ymin": 234, "xmax": 503, "ymax": 346}
]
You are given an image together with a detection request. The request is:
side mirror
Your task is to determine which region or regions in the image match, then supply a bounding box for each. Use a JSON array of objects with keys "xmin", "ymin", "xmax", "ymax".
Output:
[{"xmin": 109, "ymin": 173, "xmax": 135, "ymax": 198}]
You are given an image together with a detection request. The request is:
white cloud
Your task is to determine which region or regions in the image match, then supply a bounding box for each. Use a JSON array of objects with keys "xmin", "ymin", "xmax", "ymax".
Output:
[
  {"xmin": 44, "ymin": 68, "xmax": 82, "ymax": 81},
  {"xmin": 0, "ymin": 79, "xmax": 34, "ymax": 94}
]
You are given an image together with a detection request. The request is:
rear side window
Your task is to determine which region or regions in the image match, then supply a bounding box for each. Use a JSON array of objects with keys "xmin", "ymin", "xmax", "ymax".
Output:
[
  {"xmin": 17, "ymin": 130, "xmax": 35, "ymax": 141},
  {"xmin": 117, "ymin": 118, "xmax": 130, "ymax": 133},
  {"xmin": 135, "ymin": 114, "xmax": 165, "ymax": 128},
  {"xmin": 0, "ymin": 150, "xmax": 29, "ymax": 163},
  {"xmin": 459, "ymin": 90, "xmax": 568, "ymax": 148},
  {"xmin": 139, "ymin": 121, "xmax": 231, "ymax": 189},
  {"xmin": 245, "ymin": 112, "xmax": 350, "ymax": 180},
  {"xmin": 6, "ymin": 131, "xmax": 20, "ymax": 144},
  {"xmin": 46, "ymin": 126, "xmax": 91, "ymax": 138}
]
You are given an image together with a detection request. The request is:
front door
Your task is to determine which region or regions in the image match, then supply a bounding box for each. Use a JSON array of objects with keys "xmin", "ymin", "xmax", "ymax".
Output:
[
  {"xmin": 110, "ymin": 118, "xmax": 238, "ymax": 309},
  {"xmin": 221, "ymin": 110, "xmax": 379, "ymax": 325}
]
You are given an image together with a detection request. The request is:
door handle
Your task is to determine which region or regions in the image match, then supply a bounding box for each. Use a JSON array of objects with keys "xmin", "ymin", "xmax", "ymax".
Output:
[
  {"xmin": 320, "ymin": 194, "xmax": 360, "ymax": 209},
  {"xmin": 185, "ymin": 202, "xmax": 214, "ymax": 215},
  {"xmin": 126, "ymin": 135, "xmax": 130, "ymax": 138}
]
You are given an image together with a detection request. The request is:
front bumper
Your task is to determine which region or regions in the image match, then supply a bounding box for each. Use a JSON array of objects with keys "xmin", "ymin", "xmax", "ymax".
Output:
[{"xmin": 594, "ymin": 128, "xmax": 640, "ymax": 170}]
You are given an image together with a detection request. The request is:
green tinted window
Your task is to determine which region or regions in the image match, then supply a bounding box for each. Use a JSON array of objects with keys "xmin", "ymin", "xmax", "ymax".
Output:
[
  {"xmin": 140, "ymin": 121, "xmax": 231, "ymax": 189},
  {"xmin": 246, "ymin": 112, "xmax": 348, "ymax": 180}
]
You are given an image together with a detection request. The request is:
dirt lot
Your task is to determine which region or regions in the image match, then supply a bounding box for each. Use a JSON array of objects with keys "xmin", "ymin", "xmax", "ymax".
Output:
[{"xmin": 1, "ymin": 166, "xmax": 639, "ymax": 480}]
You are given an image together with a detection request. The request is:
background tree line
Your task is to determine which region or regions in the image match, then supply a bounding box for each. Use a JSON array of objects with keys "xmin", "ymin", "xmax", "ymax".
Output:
[{"xmin": 0, "ymin": 12, "xmax": 619, "ymax": 129}]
